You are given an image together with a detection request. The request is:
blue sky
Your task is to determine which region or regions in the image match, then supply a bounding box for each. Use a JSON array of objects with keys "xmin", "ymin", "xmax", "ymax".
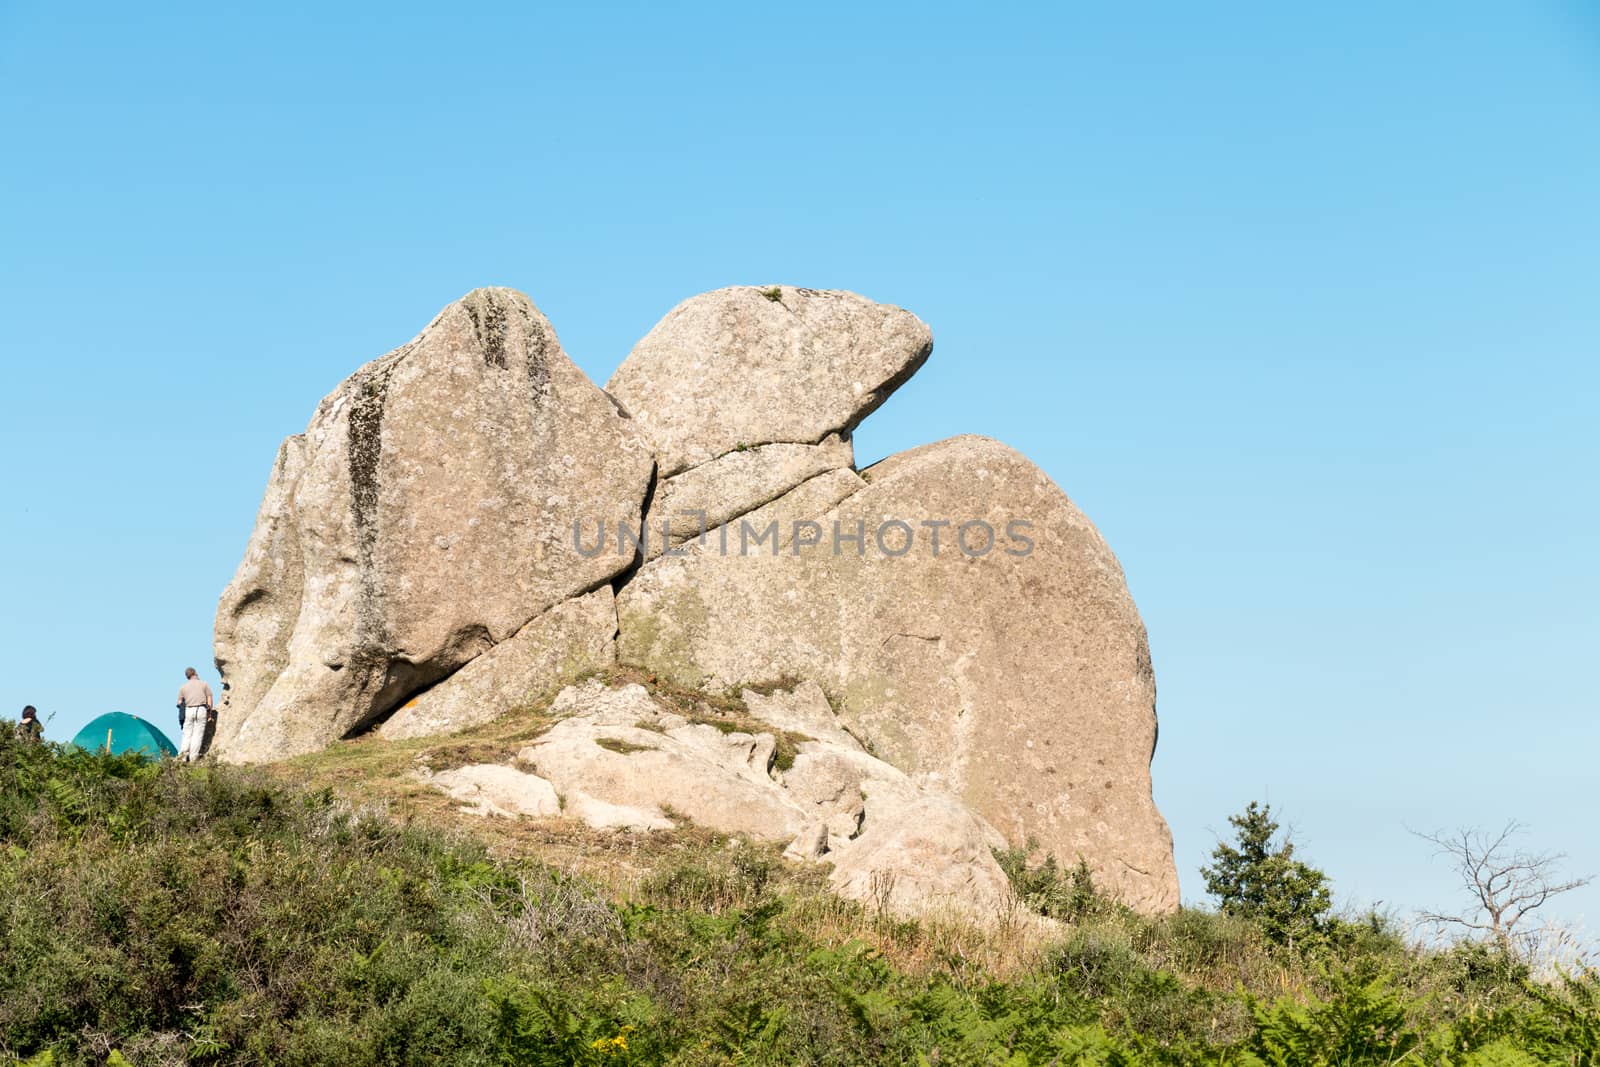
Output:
[{"xmin": 2, "ymin": 2, "xmax": 1596, "ymax": 929}]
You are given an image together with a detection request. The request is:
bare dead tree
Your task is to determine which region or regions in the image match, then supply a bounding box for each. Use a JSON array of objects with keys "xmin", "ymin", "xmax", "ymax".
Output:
[{"xmin": 1414, "ymin": 820, "xmax": 1592, "ymax": 958}]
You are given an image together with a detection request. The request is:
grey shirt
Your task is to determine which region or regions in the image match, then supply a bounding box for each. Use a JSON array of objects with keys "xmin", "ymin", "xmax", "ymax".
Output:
[{"xmin": 178, "ymin": 678, "xmax": 214, "ymax": 709}]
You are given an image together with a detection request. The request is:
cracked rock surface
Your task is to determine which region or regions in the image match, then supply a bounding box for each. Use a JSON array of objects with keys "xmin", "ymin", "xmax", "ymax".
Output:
[{"xmin": 639, "ymin": 433, "xmax": 855, "ymax": 560}]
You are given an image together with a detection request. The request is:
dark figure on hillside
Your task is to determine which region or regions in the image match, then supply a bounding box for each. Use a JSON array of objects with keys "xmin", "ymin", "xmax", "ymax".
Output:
[
  {"xmin": 177, "ymin": 668, "xmax": 214, "ymax": 762},
  {"xmin": 17, "ymin": 705, "xmax": 43, "ymax": 743}
]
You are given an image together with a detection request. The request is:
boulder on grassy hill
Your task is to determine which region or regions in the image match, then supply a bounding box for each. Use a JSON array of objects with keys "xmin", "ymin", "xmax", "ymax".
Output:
[
  {"xmin": 424, "ymin": 679, "xmax": 1017, "ymax": 924},
  {"xmin": 213, "ymin": 288, "xmax": 653, "ymax": 762},
  {"xmin": 615, "ymin": 435, "xmax": 1179, "ymax": 913}
]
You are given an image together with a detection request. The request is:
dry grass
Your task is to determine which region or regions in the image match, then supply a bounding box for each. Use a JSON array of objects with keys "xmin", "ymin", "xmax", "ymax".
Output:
[
  {"xmin": 576, "ymin": 663, "xmax": 803, "ymax": 719},
  {"xmin": 267, "ymin": 703, "xmax": 727, "ymax": 894},
  {"xmin": 264, "ymin": 674, "xmax": 1059, "ymax": 979},
  {"xmin": 783, "ymin": 891, "xmax": 1062, "ymax": 981}
]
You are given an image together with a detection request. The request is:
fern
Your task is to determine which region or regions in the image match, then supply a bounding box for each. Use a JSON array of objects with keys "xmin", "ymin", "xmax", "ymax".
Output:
[{"xmin": 1248, "ymin": 969, "xmax": 1419, "ymax": 1066}]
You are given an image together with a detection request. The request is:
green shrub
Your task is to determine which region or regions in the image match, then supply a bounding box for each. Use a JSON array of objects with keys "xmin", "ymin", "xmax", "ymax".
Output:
[
  {"xmin": 993, "ymin": 840, "xmax": 1106, "ymax": 922},
  {"xmin": 1201, "ymin": 801, "xmax": 1333, "ymax": 950},
  {"xmin": 1, "ymin": 733, "xmax": 1596, "ymax": 1065}
]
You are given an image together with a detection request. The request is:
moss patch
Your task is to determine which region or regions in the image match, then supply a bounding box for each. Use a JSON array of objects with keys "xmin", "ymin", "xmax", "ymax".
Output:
[
  {"xmin": 595, "ymin": 736, "xmax": 655, "ymax": 755},
  {"xmin": 576, "ymin": 665, "xmax": 813, "ymax": 773},
  {"xmin": 616, "ymin": 588, "xmax": 712, "ymax": 690}
]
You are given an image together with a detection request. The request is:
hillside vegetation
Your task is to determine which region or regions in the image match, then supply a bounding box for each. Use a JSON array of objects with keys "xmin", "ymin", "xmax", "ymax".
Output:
[{"xmin": 1, "ymin": 730, "xmax": 1595, "ymax": 1066}]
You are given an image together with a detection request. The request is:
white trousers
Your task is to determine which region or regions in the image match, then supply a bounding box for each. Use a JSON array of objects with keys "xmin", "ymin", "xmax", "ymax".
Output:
[{"xmin": 181, "ymin": 707, "xmax": 208, "ymax": 761}]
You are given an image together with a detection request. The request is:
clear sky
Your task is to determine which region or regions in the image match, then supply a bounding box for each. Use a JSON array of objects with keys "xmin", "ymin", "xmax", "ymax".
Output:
[{"xmin": 2, "ymin": 3, "xmax": 1596, "ymax": 931}]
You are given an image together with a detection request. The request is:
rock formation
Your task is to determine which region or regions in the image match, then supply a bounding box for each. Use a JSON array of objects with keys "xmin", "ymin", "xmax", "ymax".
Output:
[
  {"xmin": 422, "ymin": 679, "xmax": 1017, "ymax": 922},
  {"xmin": 615, "ymin": 435, "xmax": 1175, "ymax": 912},
  {"xmin": 213, "ymin": 288, "xmax": 653, "ymax": 761},
  {"xmin": 606, "ymin": 285, "xmax": 931, "ymax": 477},
  {"xmin": 214, "ymin": 282, "xmax": 1180, "ymax": 919}
]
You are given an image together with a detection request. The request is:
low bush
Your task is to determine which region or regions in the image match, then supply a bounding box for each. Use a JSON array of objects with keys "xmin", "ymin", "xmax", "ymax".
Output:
[{"xmin": 1, "ymin": 732, "xmax": 1595, "ymax": 1065}]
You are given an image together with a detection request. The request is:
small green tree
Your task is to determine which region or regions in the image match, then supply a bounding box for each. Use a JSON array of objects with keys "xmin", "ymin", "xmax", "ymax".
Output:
[{"xmin": 1201, "ymin": 801, "xmax": 1333, "ymax": 948}]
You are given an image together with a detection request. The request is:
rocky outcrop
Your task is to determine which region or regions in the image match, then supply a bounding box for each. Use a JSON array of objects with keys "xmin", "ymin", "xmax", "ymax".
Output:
[
  {"xmin": 214, "ymin": 282, "xmax": 1180, "ymax": 918},
  {"xmin": 521, "ymin": 681, "xmax": 807, "ymax": 840},
  {"xmin": 606, "ymin": 286, "xmax": 931, "ymax": 477},
  {"xmin": 615, "ymin": 435, "xmax": 1178, "ymax": 913},
  {"xmin": 742, "ymin": 680, "xmax": 863, "ymax": 751},
  {"xmin": 828, "ymin": 792, "xmax": 1016, "ymax": 921},
  {"xmin": 429, "ymin": 763, "xmax": 562, "ymax": 819},
  {"xmin": 424, "ymin": 680, "xmax": 1016, "ymax": 922},
  {"xmin": 213, "ymin": 288, "xmax": 653, "ymax": 762},
  {"xmin": 611, "ymin": 285, "xmax": 924, "ymax": 564},
  {"xmin": 376, "ymin": 588, "xmax": 618, "ymax": 742}
]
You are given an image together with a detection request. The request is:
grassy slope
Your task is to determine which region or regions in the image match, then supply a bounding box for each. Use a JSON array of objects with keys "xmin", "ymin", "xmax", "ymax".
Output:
[
  {"xmin": 2, "ymin": 683, "xmax": 1597, "ymax": 1066},
  {"xmin": 267, "ymin": 667, "xmax": 1048, "ymax": 977}
]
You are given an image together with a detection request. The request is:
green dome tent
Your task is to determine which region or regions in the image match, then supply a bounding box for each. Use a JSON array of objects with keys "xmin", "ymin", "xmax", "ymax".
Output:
[{"xmin": 70, "ymin": 712, "xmax": 177, "ymax": 758}]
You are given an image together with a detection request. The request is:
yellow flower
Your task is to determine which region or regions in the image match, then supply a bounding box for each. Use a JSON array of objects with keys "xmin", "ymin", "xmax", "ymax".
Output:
[{"xmin": 588, "ymin": 1028, "xmax": 632, "ymax": 1056}]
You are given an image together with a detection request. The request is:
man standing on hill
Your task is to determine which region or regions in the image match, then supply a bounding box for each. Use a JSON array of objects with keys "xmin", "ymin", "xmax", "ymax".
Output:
[
  {"xmin": 177, "ymin": 668, "xmax": 214, "ymax": 762},
  {"xmin": 17, "ymin": 705, "xmax": 43, "ymax": 743}
]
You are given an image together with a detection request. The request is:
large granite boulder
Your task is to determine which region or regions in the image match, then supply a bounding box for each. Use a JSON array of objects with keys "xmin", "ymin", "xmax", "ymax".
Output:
[
  {"xmin": 610, "ymin": 285, "xmax": 926, "ymax": 563},
  {"xmin": 425, "ymin": 680, "xmax": 1016, "ymax": 923},
  {"xmin": 615, "ymin": 435, "xmax": 1179, "ymax": 912},
  {"xmin": 211, "ymin": 283, "xmax": 1181, "ymax": 916},
  {"xmin": 212, "ymin": 288, "xmax": 654, "ymax": 762},
  {"xmin": 606, "ymin": 286, "xmax": 931, "ymax": 477}
]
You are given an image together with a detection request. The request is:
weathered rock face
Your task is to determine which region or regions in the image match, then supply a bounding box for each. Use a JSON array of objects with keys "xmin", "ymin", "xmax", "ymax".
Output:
[
  {"xmin": 616, "ymin": 435, "xmax": 1179, "ymax": 913},
  {"xmin": 640, "ymin": 434, "xmax": 854, "ymax": 558},
  {"xmin": 213, "ymin": 435, "xmax": 307, "ymax": 751},
  {"xmin": 426, "ymin": 680, "xmax": 1016, "ymax": 923},
  {"xmin": 213, "ymin": 289, "xmax": 653, "ymax": 762},
  {"xmin": 606, "ymin": 286, "xmax": 931, "ymax": 477},
  {"xmin": 215, "ymin": 282, "xmax": 1180, "ymax": 916},
  {"xmin": 742, "ymin": 680, "xmax": 862, "ymax": 752},
  {"xmin": 375, "ymin": 588, "xmax": 618, "ymax": 742},
  {"xmin": 429, "ymin": 763, "xmax": 562, "ymax": 819},
  {"xmin": 522, "ymin": 681, "xmax": 804, "ymax": 839},
  {"xmin": 828, "ymin": 790, "xmax": 1015, "ymax": 922}
]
